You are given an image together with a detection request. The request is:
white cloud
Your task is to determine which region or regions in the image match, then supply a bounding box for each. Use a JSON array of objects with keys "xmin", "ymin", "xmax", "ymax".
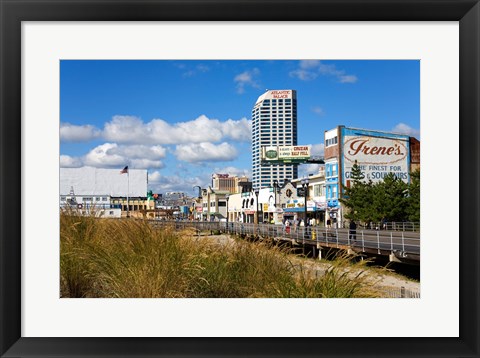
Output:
[
  {"xmin": 392, "ymin": 123, "xmax": 420, "ymax": 139},
  {"xmin": 221, "ymin": 118, "xmax": 252, "ymax": 142},
  {"xmin": 290, "ymin": 61, "xmax": 358, "ymax": 84},
  {"xmin": 179, "ymin": 63, "xmax": 210, "ymax": 77},
  {"xmin": 234, "ymin": 68, "xmax": 261, "ymax": 94},
  {"xmin": 182, "ymin": 70, "xmax": 195, "ymax": 78},
  {"xmin": 147, "ymin": 171, "xmax": 207, "ymax": 194},
  {"xmin": 148, "ymin": 171, "xmax": 162, "ymax": 184},
  {"xmin": 83, "ymin": 143, "xmax": 127, "ymax": 167},
  {"xmin": 213, "ymin": 166, "xmax": 251, "ymax": 178},
  {"xmin": 60, "ymin": 155, "xmax": 83, "ymax": 167},
  {"xmin": 175, "ymin": 115, "xmax": 224, "ymax": 143},
  {"xmin": 289, "ymin": 60, "xmax": 323, "ymax": 80},
  {"xmin": 339, "ymin": 75, "xmax": 358, "ymax": 83},
  {"xmin": 289, "ymin": 69, "xmax": 318, "ymax": 81},
  {"xmin": 295, "ymin": 144, "xmax": 325, "ymax": 178},
  {"xmin": 174, "ymin": 142, "xmax": 238, "ymax": 163},
  {"xmin": 102, "ymin": 115, "xmax": 251, "ymax": 145},
  {"xmin": 196, "ymin": 64, "xmax": 210, "ymax": 73},
  {"xmin": 312, "ymin": 106, "xmax": 325, "ymax": 116},
  {"xmin": 60, "ymin": 123, "xmax": 101, "ymax": 142},
  {"xmin": 107, "ymin": 144, "xmax": 166, "ymax": 168},
  {"xmin": 102, "ymin": 116, "xmax": 150, "ymax": 143},
  {"xmin": 318, "ymin": 62, "xmax": 340, "ymax": 76},
  {"xmin": 130, "ymin": 159, "xmax": 164, "ymax": 169},
  {"xmin": 62, "ymin": 143, "xmax": 166, "ymax": 169},
  {"xmin": 299, "ymin": 164, "xmax": 323, "ymax": 178},
  {"xmin": 310, "ymin": 143, "xmax": 325, "ymax": 157},
  {"xmin": 109, "ymin": 144, "xmax": 167, "ymax": 161},
  {"xmin": 300, "ymin": 60, "xmax": 321, "ymax": 69}
]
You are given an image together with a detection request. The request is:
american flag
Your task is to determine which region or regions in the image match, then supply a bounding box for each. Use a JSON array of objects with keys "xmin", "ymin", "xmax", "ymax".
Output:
[{"xmin": 120, "ymin": 166, "xmax": 128, "ymax": 174}]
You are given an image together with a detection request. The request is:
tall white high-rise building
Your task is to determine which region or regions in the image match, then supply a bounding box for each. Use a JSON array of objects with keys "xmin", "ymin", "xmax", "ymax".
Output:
[{"xmin": 251, "ymin": 89, "xmax": 298, "ymax": 189}]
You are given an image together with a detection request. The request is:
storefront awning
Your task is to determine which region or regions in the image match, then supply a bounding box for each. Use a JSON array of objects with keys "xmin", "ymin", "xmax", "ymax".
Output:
[{"xmin": 283, "ymin": 207, "xmax": 325, "ymax": 212}]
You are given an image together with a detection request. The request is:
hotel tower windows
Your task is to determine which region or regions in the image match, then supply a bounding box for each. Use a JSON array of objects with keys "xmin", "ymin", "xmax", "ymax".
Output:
[{"xmin": 251, "ymin": 90, "xmax": 298, "ymax": 189}]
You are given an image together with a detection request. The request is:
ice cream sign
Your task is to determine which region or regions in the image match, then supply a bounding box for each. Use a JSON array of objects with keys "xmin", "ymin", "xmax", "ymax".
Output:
[
  {"xmin": 262, "ymin": 145, "xmax": 311, "ymax": 163},
  {"xmin": 343, "ymin": 136, "xmax": 409, "ymax": 183}
]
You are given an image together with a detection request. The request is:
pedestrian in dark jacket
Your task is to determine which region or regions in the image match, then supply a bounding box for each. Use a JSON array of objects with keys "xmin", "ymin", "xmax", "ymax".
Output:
[{"xmin": 349, "ymin": 220, "xmax": 357, "ymax": 242}]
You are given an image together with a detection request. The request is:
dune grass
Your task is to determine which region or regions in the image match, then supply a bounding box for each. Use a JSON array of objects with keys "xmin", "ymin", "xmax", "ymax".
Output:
[{"xmin": 60, "ymin": 213, "xmax": 381, "ymax": 298}]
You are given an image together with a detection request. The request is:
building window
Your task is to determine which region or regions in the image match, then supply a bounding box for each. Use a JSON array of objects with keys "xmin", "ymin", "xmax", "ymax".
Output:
[
  {"xmin": 332, "ymin": 186, "xmax": 338, "ymax": 198},
  {"xmin": 314, "ymin": 185, "xmax": 323, "ymax": 197},
  {"xmin": 326, "ymin": 136, "xmax": 338, "ymax": 147}
]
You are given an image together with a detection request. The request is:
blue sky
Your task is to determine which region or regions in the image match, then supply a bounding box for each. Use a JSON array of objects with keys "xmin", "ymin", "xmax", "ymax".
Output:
[{"xmin": 60, "ymin": 60, "xmax": 420, "ymax": 194}]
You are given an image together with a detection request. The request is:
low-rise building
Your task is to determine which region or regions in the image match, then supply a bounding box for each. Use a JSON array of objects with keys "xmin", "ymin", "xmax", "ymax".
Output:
[
  {"xmin": 200, "ymin": 187, "xmax": 229, "ymax": 221},
  {"xmin": 212, "ymin": 173, "xmax": 250, "ymax": 194},
  {"xmin": 60, "ymin": 166, "xmax": 148, "ymax": 218},
  {"xmin": 324, "ymin": 125, "xmax": 420, "ymax": 227},
  {"xmin": 289, "ymin": 172, "xmax": 326, "ymax": 226}
]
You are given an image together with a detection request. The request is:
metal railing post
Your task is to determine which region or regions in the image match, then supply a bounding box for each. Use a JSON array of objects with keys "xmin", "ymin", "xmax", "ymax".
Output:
[
  {"xmin": 402, "ymin": 231, "xmax": 405, "ymax": 252},
  {"xmin": 362, "ymin": 231, "xmax": 365, "ymax": 252},
  {"xmin": 377, "ymin": 231, "xmax": 381, "ymax": 254},
  {"xmin": 390, "ymin": 232, "xmax": 393, "ymax": 251}
]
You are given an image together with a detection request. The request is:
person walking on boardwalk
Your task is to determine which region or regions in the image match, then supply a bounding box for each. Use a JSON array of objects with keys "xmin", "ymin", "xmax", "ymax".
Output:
[{"xmin": 349, "ymin": 220, "xmax": 357, "ymax": 243}]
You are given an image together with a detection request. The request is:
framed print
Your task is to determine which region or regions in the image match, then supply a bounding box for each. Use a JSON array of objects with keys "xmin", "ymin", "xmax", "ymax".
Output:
[{"xmin": 1, "ymin": 0, "xmax": 479, "ymax": 357}]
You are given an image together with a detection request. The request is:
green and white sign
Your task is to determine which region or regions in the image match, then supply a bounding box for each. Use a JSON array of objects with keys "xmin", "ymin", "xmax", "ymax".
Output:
[{"xmin": 262, "ymin": 145, "xmax": 311, "ymax": 164}]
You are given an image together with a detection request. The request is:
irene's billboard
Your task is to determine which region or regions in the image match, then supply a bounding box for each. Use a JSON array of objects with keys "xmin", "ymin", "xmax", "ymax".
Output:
[{"xmin": 341, "ymin": 128, "xmax": 410, "ymax": 184}]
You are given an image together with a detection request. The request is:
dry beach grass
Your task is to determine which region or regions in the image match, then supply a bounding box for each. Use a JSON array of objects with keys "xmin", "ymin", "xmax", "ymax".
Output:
[{"xmin": 60, "ymin": 213, "xmax": 392, "ymax": 298}]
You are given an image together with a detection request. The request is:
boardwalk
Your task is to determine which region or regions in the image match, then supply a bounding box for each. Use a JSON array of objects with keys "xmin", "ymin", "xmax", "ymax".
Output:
[{"xmin": 152, "ymin": 220, "xmax": 420, "ymax": 265}]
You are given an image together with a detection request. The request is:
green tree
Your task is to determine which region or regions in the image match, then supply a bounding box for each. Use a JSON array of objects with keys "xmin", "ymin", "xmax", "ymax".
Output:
[
  {"xmin": 350, "ymin": 160, "xmax": 365, "ymax": 182},
  {"xmin": 340, "ymin": 161, "xmax": 373, "ymax": 222},
  {"xmin": 341, "ymin": 163, "xmax": 420, "ymax": 225},
  {"xmin": 406, "ymin": 169, "xmax": 420, "ymax": 222},
  {"xmin": 372, "ymin": 173, "xmax": 409, "ymax": 222}
]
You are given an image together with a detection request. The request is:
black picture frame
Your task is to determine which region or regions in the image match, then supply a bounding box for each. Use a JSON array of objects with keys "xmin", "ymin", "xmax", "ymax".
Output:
[{"xmin": 1, "ymin": 0, "xmax": 479, "ymax": 357}]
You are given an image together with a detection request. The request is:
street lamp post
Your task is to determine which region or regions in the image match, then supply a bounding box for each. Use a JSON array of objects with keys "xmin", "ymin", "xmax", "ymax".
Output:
[
  {"xmin": 273, "ymin": 180, "xmax": 279, "ymax": 208},
  {"xmin": 254, "ymin": 188, "xmax": 259, "ymax": 225},
  {"xmin": 225, "ymin": 194, "xmax": 230, "ymax": 232},
  {"xmin": 301, "ymin": 178, "xmax": 310, "ymax": 225},
  {"xmin": 273, "ymin": 180, "xmax": 279, "ymax": 225}
]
